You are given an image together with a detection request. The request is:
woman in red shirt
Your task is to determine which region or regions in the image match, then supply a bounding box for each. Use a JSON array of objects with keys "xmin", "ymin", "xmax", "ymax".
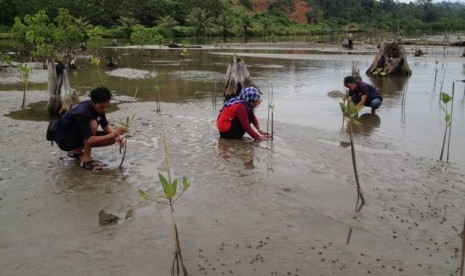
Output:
[{"xmin": 217, "ymin": 87, "xmax": 271, "ymax": 141}]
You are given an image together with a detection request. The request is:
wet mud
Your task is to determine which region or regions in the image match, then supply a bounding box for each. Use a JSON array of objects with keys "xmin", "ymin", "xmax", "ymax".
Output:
[
  {"xmin": 0, "ymin": 90, "xmax": 464, "ymax": 275},
  {"xmin": 1, "ymin": 40, "xmax": 465, "ymax": 275}
]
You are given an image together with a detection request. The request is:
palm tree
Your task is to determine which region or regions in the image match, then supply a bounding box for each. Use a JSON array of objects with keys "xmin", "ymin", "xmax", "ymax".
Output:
[
  {"xmin": 241, "ymin": 14, "xmax": 253, "ymax": 37},
  {"xmin": 155, "ymin": 15, "xmax": 178, "ymax": 28},
  {"xmin": 185, "ymin": 8, "xmax": 216, "ymax": 37},
  {"xmin": 74, "ymin": 17, "xmax": 93, "ymax": 31},
  {"xmin": 216, "ymin": 14, "xmax": 235, "ymax": 37},
  {"xmin": 117, "ymin": 16, "xmax": 142, "ymax": 40}
]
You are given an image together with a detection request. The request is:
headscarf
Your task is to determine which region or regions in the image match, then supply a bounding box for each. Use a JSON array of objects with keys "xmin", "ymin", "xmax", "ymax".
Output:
[{"xmin": 221, "ymin": 87, "xmax": 261, "ymax": 112}]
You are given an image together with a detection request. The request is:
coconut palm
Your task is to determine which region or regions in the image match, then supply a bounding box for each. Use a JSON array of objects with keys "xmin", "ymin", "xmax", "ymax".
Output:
[
  {"xmin": 117, "ymin": 16, "xmax": 142, "ymax": 40},
  {"xmin": 155, "ymin": 15, "xmax": 178, "ymax": 28},
  {"xmin": 216, "ymin": 14, "xmax": 235, "ymax": 37},
  {"xmin": 185, "ymin": 8, "xmax": 216, "ymax": 37},
  {"xmin": 74, "ymin": 17, "xmax": 93, "ymax": 31}
]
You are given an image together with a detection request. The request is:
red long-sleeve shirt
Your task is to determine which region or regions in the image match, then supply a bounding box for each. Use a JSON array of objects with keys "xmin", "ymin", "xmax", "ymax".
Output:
[{"xmin": 217, "ymin": 103, "xmax": 260, "ymax": 139}]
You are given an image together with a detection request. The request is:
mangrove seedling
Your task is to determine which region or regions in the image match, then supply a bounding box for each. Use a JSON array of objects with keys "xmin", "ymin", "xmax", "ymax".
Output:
[
  {"xmin": 154, "ymin": 83, "xmax": 161, "ymax": 111},
  {"xmin": 90, "ymin": 56, "xmax": 102, "ymax": 85},
  {"xmin": 138, "ymin": 133, "xmax": 190, "ymax": 275},
  {"xmin": 17, "ymin": 63, "xmax": 31, "ymax": 108},
  {"xmin": 339, "ymin": 98, "xmax": 365, "ymax": 215},
  {"xmin": 118, "ymin": 113, "xmax": 136, "ymax": 169},
  {"xmin": 439, "ymin": 92, "xmax": 452, "ymax": 161},
  {"xmin": 267, "ymin": 81, "xmax": 275, "ymax": 140}
]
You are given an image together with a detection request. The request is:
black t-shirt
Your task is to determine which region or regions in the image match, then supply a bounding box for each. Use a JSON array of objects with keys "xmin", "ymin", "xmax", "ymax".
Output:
[
  {"xmin": 56, "ymin": 100, "xmax": 108, "ymax": 140},
  {"xmin": 349, "ymin": 81, "xmax": 382, "ymax": 106}
]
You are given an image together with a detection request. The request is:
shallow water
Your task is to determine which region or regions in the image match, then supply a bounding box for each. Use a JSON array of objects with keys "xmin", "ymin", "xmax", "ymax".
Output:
[
  {"xmin": 1, "ymin": 43, "xmax": 464, "ymax": 165},
  {"xmin": 1, "ymin": 41, "xmax": 465, "ymax": 275}
]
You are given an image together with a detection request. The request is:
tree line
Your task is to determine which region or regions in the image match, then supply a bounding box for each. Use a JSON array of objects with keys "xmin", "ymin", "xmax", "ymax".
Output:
[{"xmin": 1, "ymin": 0, "xmax": 465, "ymax": 40}]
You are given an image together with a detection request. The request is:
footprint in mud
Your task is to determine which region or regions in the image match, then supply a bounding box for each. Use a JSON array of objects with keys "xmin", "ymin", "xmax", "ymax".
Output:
[{"xmin": 98, "ymin": 209, "xmax": 119, "ymax": 226}]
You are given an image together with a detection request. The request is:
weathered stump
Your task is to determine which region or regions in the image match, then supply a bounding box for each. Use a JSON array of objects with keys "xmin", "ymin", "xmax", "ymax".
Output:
[
  {"xmin": 223, "ymin": 58, "xmax": 254, "ymax": 100},
  {"xmin": 366, "ymin": 39, "xmax": 412, "ymax": 76},
  {"xmin": 47, "ymin": 60, "xmax": 79, "ymax": 117}
]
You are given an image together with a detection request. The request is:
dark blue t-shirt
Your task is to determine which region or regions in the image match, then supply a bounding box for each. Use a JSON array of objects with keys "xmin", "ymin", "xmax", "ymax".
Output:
[
  {"xmin": 56, "ymin": 100, "xmax": 108, "ymax": 141},
  {"xmin": 349, "ymin": 81, "xmax": 382, "ymax": 106}
]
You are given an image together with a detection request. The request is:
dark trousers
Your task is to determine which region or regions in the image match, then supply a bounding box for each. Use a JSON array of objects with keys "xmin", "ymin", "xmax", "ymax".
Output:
[{"xmin": 220, "ymin": 118, "xmax": 246, "ymax": 139}]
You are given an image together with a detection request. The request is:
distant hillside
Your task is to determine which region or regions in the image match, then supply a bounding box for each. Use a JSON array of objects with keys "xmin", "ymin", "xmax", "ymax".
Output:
[{"xmin": 250, "ymin": 0, "xmax": 310, "ymax": 23}]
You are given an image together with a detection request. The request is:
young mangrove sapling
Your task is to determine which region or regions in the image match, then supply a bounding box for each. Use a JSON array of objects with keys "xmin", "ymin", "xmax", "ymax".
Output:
[
  {"xmin": 118, "ymin": 113, "xmax": 135, "ymax": 169},
  {"xmin": 439, "ymin": 92, "xmax": 452, "ymax": 161},
  {"xmin": 17, "ymin": 63, "xmax": 31, "ymax": 108},
  {"xmin": 138, "ymin": 133, "xmax": 190, "ymax": 275},
  {"xmin": 339, "ymin": 98, "xmax": 366, "ymax": 214}
]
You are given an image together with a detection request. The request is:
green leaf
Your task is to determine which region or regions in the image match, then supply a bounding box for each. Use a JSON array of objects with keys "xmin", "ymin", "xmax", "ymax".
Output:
[
  {"xmin": 138, "ymin": 189, "xmax": 149, "ymax": 200},
  {"xmin": 158, "ymin": 173, "xmax": 170, "ymax": 197},
  {"xmin": 445, "ymin": 114, "xmax": 451, "ymax": 123},
  {"xmin": 182, "ymin": 177, "xmax": 191, "ymax": 190},
  {"xmin": 158, "ymin": 173, "xmax": 174, "ymax": 199},
  {"xmin": 440, "ymin": 92, "xmax": 452, "ymax": 104},
  {"xmin": 172, "ymin": 179, "xmax": 178, "ymax": 197}
]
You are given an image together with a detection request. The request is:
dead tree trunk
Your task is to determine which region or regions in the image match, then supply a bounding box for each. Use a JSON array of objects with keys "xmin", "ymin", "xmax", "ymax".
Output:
[
  {"xmin": 47, "ymin": 60, "xmax": 79, "ymax": 117},
  {"xmin": 366, "ymin": 39, "xmax": 412, "ymax": 76},
  {"xmin": 223, "ymin": 57, "xmax": 254, "ymax": 100},
  {"xmin": 47, "ymin": 60, "xmax": 62, "ymax": 117}
]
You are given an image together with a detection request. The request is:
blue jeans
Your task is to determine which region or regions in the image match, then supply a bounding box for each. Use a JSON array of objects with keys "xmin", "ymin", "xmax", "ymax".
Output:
[{"xmin": 369, "ymin": 98, "xmax": 382, "ymax": 110}]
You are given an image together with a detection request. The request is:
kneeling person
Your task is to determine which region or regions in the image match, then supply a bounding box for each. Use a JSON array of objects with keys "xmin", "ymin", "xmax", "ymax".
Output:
[
  {"xmin": 217, "ymin": 87, "xmax": 270, "ymax": 141},
  {"xmin": 55, "ymin": 87, "xmax": 124, "ymax": 170},
  {"xmin": 344, "ymin": 76, "xmax": 383, "ymax": 114}
]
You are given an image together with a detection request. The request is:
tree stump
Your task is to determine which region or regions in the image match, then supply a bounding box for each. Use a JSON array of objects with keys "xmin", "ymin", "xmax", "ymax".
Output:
[
  {"xmin": 223, "ymin": 58, "xmax": 255, "ymax": 100},
  {"xmin": 366, "ymin": 39, "xmax": 412, "ymax": 76}
]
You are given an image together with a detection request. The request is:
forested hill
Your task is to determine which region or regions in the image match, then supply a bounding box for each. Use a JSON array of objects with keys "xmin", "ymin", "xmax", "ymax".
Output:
[{"xmin": 1, "ymin": 0, "xmax": 465, "ymax": 34}]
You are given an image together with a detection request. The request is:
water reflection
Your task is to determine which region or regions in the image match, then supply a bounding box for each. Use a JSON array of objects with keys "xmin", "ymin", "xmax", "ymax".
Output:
[
  {"xmin": 367, "ymin": 75, "xmax": 410, "ymax": 99},
  {"xmin": 216, "ymin": 138, "xmax": 256, "ymax": 170},
  {"xmin": 355, "ymin": 113, "xmax": 381, "ymax": 135}
]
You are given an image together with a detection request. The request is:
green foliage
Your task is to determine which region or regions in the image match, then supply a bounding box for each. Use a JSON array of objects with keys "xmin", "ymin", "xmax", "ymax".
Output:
[
  {"xmin": 440, "ymin": 92, "xmax": 453, "ymax": 125},
  {"xmin": 0, "ymin": 53, "xmax": 12, "ymax": 66},
  {"xmin": 185, "ymin": 8, "xmax": 216, "ymax": 36},
  {"xmin": 86, "ymin": 26, "xmax": 104, "ymax": 50},
  {"xmin": 172, "ymin": 26, "xmax": 198, "ymax": 37},
  {"xmin": 339, "ymin": 99, "xmax": 364, "ymax": 125},
  {"xmin": 130, "ymin": 27, "xmax": 165, "ymax": 46},
  {"xmin": 138, "ymin": 174, "xmax": 191, "ymax": 201},
  {"xmin": 17, "ymin": 63, "xmax": 31, "ymax": 108},
  {"xmin": 120, "ymin": 113, "xmax": 136, "ymax": 134},
  {"xmin": 4, "ymin": 0, "xmax": 465, "ymax": 39},
  {"xmin": 11, "ymin": 9, "xmax": 84, "ymax": 58},
  {"xmin": 117, "ymin": 16, "xmax": 142, "ymax": 39}
]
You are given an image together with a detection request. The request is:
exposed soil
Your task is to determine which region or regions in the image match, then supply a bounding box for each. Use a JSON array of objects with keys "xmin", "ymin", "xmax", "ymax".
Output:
[{"xmin": 252, "ymin": 0, "xmax": 310, "ymax": 23}]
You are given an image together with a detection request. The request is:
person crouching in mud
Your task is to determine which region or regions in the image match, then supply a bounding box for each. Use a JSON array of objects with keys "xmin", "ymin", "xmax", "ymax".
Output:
[
  {"xmin": 55, "ymin": 87, "xmax": 124, "ymax": 170},
  {"xmin": 217, "ymin": 87, "xmax": 271, "ymax": 141},
  {"xmin": 344, "ymin": 76, "xmax": 383, "ymax": 114}
]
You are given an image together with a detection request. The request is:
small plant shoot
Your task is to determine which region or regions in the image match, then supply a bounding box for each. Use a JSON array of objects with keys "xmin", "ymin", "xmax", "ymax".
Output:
[
  {"xmin": 439, "ymin": 92, "xmax": 453, "ymax": 161},
  {"xmin": 339, "ymin": 96, "xmax": 365, "ymax": 244},
  {"xmin": 138, "ymin": 133, "xmax": 190, "ymax": 275},
  {"xmin": 17, "ymin": 63, "xmax": 31, "ymax": 108},
  {"xmin": 90, "ymin": 56, "xmax": 102, "ymax": 85},
  {"xmin": 118, "ymin": 113, "xmax": 136, "ymax": 169}
]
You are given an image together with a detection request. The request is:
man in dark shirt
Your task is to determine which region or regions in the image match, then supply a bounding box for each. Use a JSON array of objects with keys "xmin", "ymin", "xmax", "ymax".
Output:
[
  {"xmin": 55, "ymin": 87, "xmax": 124, "ymax": 170},
  {"xmin": 344, "ymin": 76, "xmax": 383, "ymax": 114}
]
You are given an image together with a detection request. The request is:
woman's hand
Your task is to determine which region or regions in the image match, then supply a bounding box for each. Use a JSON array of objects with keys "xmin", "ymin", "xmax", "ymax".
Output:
[
  {"xmin": 258, "ymin": 129, "xmax": 272, "ymax": 138},
  {"xmin": 258, "ymin": 135, "xmax": 271, "ymax": 141}
]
